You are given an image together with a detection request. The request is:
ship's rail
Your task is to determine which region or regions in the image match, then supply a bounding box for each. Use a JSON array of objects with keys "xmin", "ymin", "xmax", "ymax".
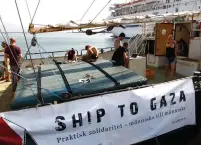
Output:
[{"xmin": 0, "ymin": 47, "xmax": 115, "ymax": 60}]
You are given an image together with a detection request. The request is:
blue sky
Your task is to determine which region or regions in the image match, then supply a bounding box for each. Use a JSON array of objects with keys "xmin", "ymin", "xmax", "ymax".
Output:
[{"xmin": 0, "ymin": 0, "xmax": 125, "ymax": 31}]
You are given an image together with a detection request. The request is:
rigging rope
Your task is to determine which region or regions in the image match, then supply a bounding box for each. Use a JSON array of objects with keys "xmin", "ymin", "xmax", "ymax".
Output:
[
  {"xmin": 0, "ymin": 17, "xmax": 10, "ymax": 42},
  {"xmin": 14, "ymin": 0, "xmax": 38, "ymax": 82},
  {"xmin": 25, "ymin": 0, "xmax": 32, "ymax": 20},
  {"xmin": 90, "ymin": 0, "xmax": 112, "ymax": 23},
  {"xmin": 36, "ymin": 43, "xmax": 67, "ymax": 92},
  {"xmin": 80, "ymin": 0, "xmax": 96, "ymax": 21},
  {"xmin": 31, "ymin": 0, "xmax": 41, "ymax": 24}
]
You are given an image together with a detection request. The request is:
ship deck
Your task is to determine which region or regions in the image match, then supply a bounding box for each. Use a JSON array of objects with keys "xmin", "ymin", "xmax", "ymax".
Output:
[{"xmin": 0, "ymin": 65, "xmax": 184, "ymax": 113}]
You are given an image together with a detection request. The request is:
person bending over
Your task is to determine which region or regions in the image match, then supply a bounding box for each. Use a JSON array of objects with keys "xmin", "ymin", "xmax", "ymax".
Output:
[
  {"xmin": 82, "ymin": 45, "xmax": 99, "ymax": 62},
  {"xmin": 64, "ymin": 48, "xmax": 76, "ymax": 63},
  {"xmin": 112, "ymin": 42, "xmax": 128, "ymax": 68}
]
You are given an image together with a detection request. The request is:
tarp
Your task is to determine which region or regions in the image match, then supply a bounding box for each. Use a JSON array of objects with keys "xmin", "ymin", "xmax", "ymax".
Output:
[{"xmin": 12, "ymin": 60, "xmax": 147, "ymax": 110}]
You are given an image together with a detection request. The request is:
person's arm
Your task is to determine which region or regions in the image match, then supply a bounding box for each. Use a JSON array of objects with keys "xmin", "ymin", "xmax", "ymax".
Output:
[
  {"xmin": 17, "ymin": 47, "xmax": 22, "ymax": 64},
  {"xmin": 114, "ymin": 40, "xmax": 120, "ymax": 49},
  {"xmin": 64, "ymin": 52, "xmax": 68, "ymax": 60},
  {"xmin": 87, "ymin": 48, "xmax": 93, "ymax": 55}
]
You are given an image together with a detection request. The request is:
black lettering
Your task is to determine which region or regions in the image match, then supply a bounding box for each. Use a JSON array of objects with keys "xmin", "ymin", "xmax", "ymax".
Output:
[
  {"xmin": 55, "ymin": 116, "xmax": 66, "ymax": 131},
  {"xmin": 118, "ymin": 105, "xmax": 125, "ymax": 117},
  {"xmin": 179, "ymin": 91, "xmax": 186, "ymax": 102},
  {"xmin": 97, "ymin": 109, "xmax": 105, "ymax": 123},
  {"xmin": 160, "ymin": 96, "xmax": 167, "ymax": 108},
  {"xmin": 87, "ymin": 111, "xmax": 91, "ymax": 124},
  {"xmin": 170, "ymin": 93, "xmax": 176, "ymax": 105},
  {"xmin": 150, "ymin": 98, "xmax": 156, "ymax": 110},
  {"xmin": 57, "ymin": 138, "xmax": 61, "ymax": 143},
  {"xmin": 72, "ymin": 113, "xmax": 83, "ymax": 128},
  {"xmin": 130, "ymin": 102, "xmax": 138, "ymax": 115}
]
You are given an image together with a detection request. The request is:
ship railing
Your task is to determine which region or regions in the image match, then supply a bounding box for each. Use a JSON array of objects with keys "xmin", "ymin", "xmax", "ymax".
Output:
[{"xmin": 20, "ymin": 47, "xmax": 115, "ymax": 60}]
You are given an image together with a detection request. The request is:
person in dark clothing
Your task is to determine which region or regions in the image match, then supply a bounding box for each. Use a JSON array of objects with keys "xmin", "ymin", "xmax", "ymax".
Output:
[
  {"xmin": 65, "ymin": 48, "xmax": 76, "ymax": 62},
  {"xmin": 164, "ymin": 34, "xmax": 177, "ymax": 81},
  {"xmin": 5, "ymin": 38, "xmax": 22, "ymax": 91},
  {"xmin": 114, "ymin": 32, "xmax": 125, "ymax": 49},
  {"xmin": 111, "ymin": 42, "xmax": 128, "ymax": 68},
  {"xmin": 178, "ymin": 39, "xmax": 188, "ymax": 57}
]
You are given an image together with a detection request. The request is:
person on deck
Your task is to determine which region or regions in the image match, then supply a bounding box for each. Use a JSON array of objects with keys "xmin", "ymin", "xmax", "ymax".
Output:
[
  {"xmin": 0, "ymin": 41, "xmax": 10, "ymax": 82},
  {"xmin": 64, "ymin": 48, "xmax": 76, "ymax": 62},
  {"xmin": 114, "ymin": 32, "xmax": 125, "ymax": 49},
  {"xmin": 111, "ymin": 42, "xmax": 129, "ymax": 68},
  {"xmin": 5, "ymin": 38, "xmax": 22, "ymax": 91},
  {"xmin": 178, "ymin": 38, "xmax": 188, "ymax": 57},
  {"xmin": 82, "ymin": 45, "xmax": 99, "ymax": 62},
  {"xmin": 164, "ymin": 34, "xmax": 177, "ymax": 81}
]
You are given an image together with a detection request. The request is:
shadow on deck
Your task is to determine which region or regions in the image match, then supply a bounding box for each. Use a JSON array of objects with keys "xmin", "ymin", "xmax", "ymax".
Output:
[{"xmin": 0, "ymin": 81, "xmax": 13, "ymax": 113}]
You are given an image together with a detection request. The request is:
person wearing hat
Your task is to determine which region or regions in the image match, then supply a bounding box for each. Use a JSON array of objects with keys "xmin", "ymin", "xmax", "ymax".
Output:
[
  {"xmin": 5, "ymin": 38, "xmax": 22, "ymax": 91},
  {"xmin": 0, "ymin": 41, "xmax": 10, "ymax": 82}
]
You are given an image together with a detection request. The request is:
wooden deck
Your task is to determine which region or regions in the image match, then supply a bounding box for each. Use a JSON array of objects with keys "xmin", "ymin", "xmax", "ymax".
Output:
[{"xmin": 0, "ymin": 81, "xmax": 13, "ymax": 113}]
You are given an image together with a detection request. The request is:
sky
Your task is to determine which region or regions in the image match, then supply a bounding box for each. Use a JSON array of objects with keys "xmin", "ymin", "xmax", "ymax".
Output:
[{"xmin": 0, "ymin": 0, "xmax": 126, "ymax": 32}]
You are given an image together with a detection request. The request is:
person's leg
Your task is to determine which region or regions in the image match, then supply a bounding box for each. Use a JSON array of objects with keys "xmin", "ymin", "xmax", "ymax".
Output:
[
  {"xmin": 11, "ymin": 66, "xmax": 18, "ymax": 92},
  {"xmin": 124, "ymin": 58, "xmax": 129, "ymax": 68},
  {"xmin": 0, "ymin": 61, "xmax": 5, "ymax": 80},
  {"xmin": 164, "ymin": 57, "xmax": 169, "ymax": 81},
  {"xmin": 170, "ymin": 60, "xmax": 176, "ymax": 80}
]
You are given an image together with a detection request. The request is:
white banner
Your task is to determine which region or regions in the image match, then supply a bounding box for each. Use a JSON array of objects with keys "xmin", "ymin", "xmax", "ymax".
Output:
[{"xmin": 0, "ymin": 78, "xmax": 196, "ymax": 145}]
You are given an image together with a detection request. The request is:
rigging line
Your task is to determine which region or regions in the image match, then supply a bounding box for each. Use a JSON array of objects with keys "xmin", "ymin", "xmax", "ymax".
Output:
[
  {"xmin": 25, "ymin": 0, "xmax": 32, "ymax": 20},
  {"xmin": 90, "ymin": 0, "xmax": 112, "ymax": 23},
  {"xmin": 53, "ymin": 59, "xmax": 73, "ymax": 94},
  {"xmin": 15, "ymin": 0, "xmax": 38, "ymax": 83},
  {"xmin": 0, "ymin": 63, "xmax": 37, "ymax": 99},
  {"xmin": 36, "ymin": 45, "xmax": 66, "ymax": 91},
  {"xmin": 37, "ymin": 66, "xmax": 44, "ymax": 104},
  {"xmin": 0, "ymin": 62, "xmax": 64, "ymax": 102},
  {"xmin": 0, "ymin": 29, "xmax": 7, "ymax": 43},
  {"xmin": 0, "ymin": 16, "xmax": 10, "ymax": 42},
  {"xmin": 80, "ymin": 0, "xmax": 96, "ymax": 21},
  {"xmin": 31, "ymin": 0, "xmax": 41, "ymax": 24}
]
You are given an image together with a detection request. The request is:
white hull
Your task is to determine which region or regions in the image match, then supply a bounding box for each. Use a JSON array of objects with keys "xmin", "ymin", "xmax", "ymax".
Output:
[
  {"xmin": 111, "ymin": 25, "xmax": 142, "ymax": 38},
  {"xmin": 108, "ymin": 0, "xmax": 201, "ymax": 38}
]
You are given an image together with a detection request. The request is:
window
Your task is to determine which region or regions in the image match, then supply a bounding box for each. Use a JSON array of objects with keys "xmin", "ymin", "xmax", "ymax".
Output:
[{"xmin": 175, "ymin": 8, "xmax": 178, "ymax": 12}]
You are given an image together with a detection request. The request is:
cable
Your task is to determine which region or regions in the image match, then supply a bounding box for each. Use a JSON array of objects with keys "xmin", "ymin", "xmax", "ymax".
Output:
[
  {"xmin": 0, "ymin": 17, "xmax": 9, "ymax": 42},
  {"xmin": 36, "ymin": 44, "xmax": 66, "ymax": 91},
  {"xmin": 15, "ymin": 0, "xmax": 39, "ymax": 90},
  {"xmin": 90, "ymin": 0, "xmax": 112, "ymax": 23},
  {"xmin": 80, "ymin": 0, "xmax": 96, "ymax": 21},
  {"xmin": 31, "ymin": 0, "xmax": 41, "ymax": 24},
  {"xmin": 25, "ymin": 0, "xmax": 32, "ymax": 20}
]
